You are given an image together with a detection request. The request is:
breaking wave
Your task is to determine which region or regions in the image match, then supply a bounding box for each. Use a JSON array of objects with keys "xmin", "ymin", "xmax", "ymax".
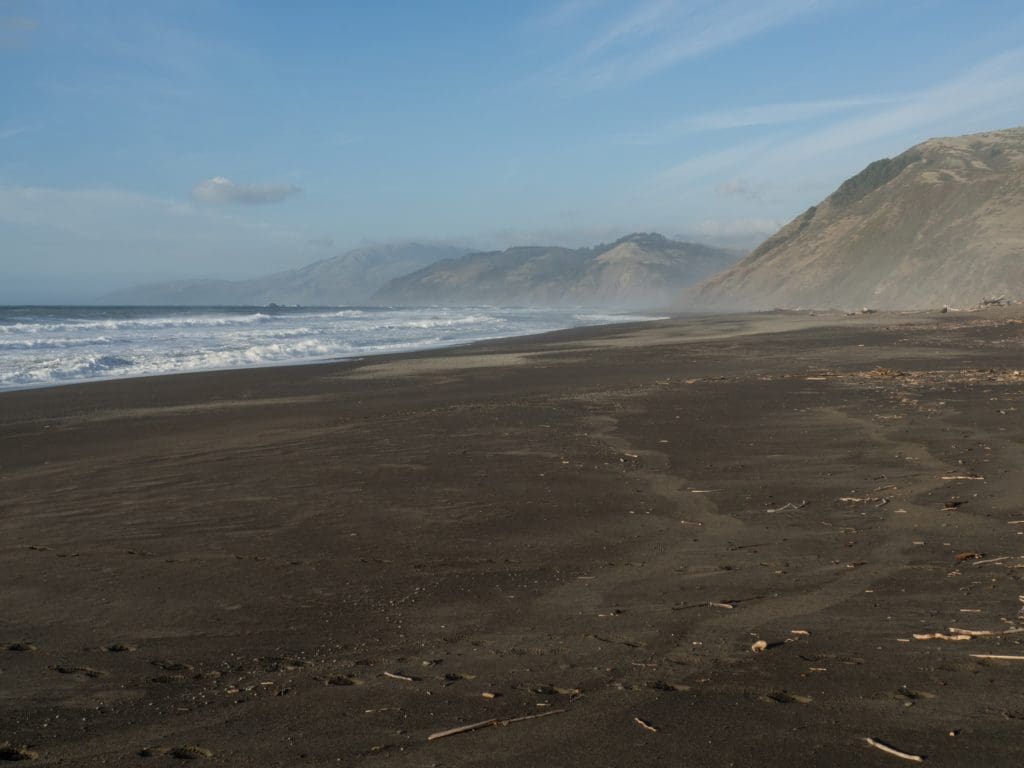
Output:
[{"xmin": 0, "ymin": 305, "xmax": 663, "ymax": 391}]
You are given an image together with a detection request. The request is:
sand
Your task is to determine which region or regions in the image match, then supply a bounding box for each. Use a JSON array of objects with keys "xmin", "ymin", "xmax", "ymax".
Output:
[{"xmin": 2, "ymin": 308, "xmax": 1024, "ymax": 766}]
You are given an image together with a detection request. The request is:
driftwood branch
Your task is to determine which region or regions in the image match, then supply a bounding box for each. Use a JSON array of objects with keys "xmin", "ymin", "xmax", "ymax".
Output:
[
  {"xmin": 864, "ymin": 737, "xmax": 924, "ymax": 762},
  {"xmin": 427, "ymin": 708, "xmax": 567, "ymax": 742},
  {"xmin": 970, "ymin": 653, "xmax": 1024, "ymax": 661}
]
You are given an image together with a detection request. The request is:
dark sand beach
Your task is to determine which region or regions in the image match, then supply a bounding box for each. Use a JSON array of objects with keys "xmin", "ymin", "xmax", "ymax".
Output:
[{"xmin": 2, "ymin": 309, "xmax": 1024, "ymax": 766}]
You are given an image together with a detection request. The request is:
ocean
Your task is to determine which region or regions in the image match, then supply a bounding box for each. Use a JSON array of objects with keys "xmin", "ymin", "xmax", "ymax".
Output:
[{"xmin": 0, "ymin": 305, "xmax": 660, "ymax": 391}]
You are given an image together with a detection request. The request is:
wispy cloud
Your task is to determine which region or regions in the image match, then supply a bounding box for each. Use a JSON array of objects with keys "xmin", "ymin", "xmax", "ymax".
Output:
[
  {"xmin": 619, "ymin": 94, "xmax": 901, "ymax": 145},
  {"xmin": 755, "ymin": 47, "xmax": 1024, "ymax": 167},
  {"xmin": 558, "ymin": 0, "xmax": 829, "ymax": 89},
  {"xmin": 192, "ymin": 177, "xmax": 302, "ymax": 205},
  {"xmin": 675, "ymin": 95, "xmax": 902, "ymax": 133},
  {"xmin": 651, "ymin": 46, "xmax": 1024, "ymax": 196}
]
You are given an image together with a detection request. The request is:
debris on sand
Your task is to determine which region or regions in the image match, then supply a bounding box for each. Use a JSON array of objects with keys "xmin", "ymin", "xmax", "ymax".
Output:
[
  {"xmin": 634, "ymin": 717, "xmax": 658, "ymax": 733},
  {"xmin": 864, "ymin": 737, "xmax": 924, "ymax": 762},
  {"xmin": 955, "ymin": 552, "xmax": 983, "ymax": 563},
  {"xmin": 751, "ymin": 640, "xmax": 769, "ymax": 653},
  {"xmin": 912, "ymin": 633, "xmax": 972, "ymax": 642},
  {"xmin": 971, "ymin": 654, "xmax": 1024, "ymax": 662},
  {"xmin": 427, "ymin": 708, "xmax": 566, "ymax": 741},
  {"xmin": 766, "ymin": 501, "xmax": 808, "ymax": 513},
  {"xmin": 383, "ymin": 671, "xmax": 419, "ymax": 682},
  {"xmin": 0, "ymin": 742, "xmax": 39, "ymax": 761}
]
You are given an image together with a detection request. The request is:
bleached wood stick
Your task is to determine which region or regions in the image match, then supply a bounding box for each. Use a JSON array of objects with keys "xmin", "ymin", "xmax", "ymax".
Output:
[
  {"xmin": 864, "ymin": 737, "xmax": 924, "ymax": 762},
  {"xmin": 970, "ymin": 653, "xmax": 1024, "ymax": 661},
  {"xmin": 427, "ymin": 718, "xmax": 499, "ymax": 741},
  {"xmin": 634, "ymin": 717, "xmax": 658, "ymax": 733},
  {"xmin": 427, "ymin": 708, "xmax": 566, "ymax": 741}
]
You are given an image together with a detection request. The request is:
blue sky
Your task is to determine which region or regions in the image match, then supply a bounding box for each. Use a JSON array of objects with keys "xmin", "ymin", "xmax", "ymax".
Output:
[{"xmin": 3, "ymin": 0, "xmax": 1024, "ymax": 301}]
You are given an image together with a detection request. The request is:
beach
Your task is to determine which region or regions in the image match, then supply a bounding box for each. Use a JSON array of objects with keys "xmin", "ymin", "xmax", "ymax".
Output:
[{"xmin": 2, "ymin": 308, "xmax": 1024, "ymax": 766}]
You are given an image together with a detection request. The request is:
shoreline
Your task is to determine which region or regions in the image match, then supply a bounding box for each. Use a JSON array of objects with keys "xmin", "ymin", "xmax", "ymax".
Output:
[
  {"xmin": 0, "ymin": 306, "xmax": 667, "ymax": 395},
  {"xmin": 3, "ymin": 307, "xmax": 1024, "ymax": 765}
]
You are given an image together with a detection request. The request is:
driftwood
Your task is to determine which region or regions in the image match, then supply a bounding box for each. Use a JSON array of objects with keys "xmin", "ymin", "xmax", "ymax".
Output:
[
  {"xmin": 427, "ymin": 708, "xmax": 567, "ymax": 741},
  {"xmin": 970, "ymin": 654, "xmax": 1024, "ymax": 661},
  {"xmin": 634, "ymin": 717, "xmax": 658, "ymax": 733},
  {"xmin": 912, "ymin": 633, "xmax": 971, "ymax": 641},
  {"xmin": 383, "ymin": 671, "xmax": 418, "ymax": 682},
  {"xmin": 865, "ymin": 737, "xmax": 924, "ymax": 762}
]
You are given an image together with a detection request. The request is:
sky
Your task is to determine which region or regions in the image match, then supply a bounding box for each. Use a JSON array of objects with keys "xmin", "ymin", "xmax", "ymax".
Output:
[{"xmin": 3, "ymin": 0, "xmax": 1024, "ymax": 302}]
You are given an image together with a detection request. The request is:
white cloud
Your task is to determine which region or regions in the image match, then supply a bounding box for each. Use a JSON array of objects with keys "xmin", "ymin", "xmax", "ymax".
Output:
[{"xmin": 192, "ymin": 176, "xmax": 302, "ymax": 205}]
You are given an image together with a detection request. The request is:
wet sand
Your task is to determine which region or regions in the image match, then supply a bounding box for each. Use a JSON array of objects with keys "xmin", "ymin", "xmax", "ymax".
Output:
[{"xmin": 2, "ymin": 309, "xmax": 1024, "ymax": 766}]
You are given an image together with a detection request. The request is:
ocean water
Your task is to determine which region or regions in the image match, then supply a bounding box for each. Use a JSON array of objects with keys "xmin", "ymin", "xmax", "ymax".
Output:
[{"xmin": 0, "ymin": 305, "xmax": 660, "ymax": 391}]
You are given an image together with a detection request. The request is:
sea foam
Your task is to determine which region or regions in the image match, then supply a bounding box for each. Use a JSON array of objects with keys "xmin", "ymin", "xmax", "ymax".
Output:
[{"xmin": 0, "ymin": 305, "xmax": 660, "ymax": 391}]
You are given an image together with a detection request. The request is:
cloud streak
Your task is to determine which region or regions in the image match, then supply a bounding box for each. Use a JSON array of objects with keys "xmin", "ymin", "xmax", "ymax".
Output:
[
  {"xmin": 192, "ymin": 177, "xmax": 302, "ymax": 205},
  {"xmin": 559, "ymin": 0, "xmax": 828, "ymax": 88},
  {"xmin": 652, "ymin": 46, "xmax": 1024, "ymax": 194}
]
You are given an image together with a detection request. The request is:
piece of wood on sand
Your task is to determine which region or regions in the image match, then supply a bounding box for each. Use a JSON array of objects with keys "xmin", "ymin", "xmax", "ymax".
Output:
[
  {"xmin": 864, "ymin": 737, "xmax": 925, "ymax": 762},
  {"xmin": 427, "ymin": 708, "xmax": 567, "ymax": 741},
  {"xmin": 634, "ymin": 717, "xmax": 658, "ymax": 733},
  {"xmin": 970, "ymin": 654, "xmax": 1024, "ymax": 661}
]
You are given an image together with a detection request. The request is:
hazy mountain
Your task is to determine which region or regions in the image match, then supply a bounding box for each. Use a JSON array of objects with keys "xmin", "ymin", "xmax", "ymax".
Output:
[
  {"xmin": 373, "ymin": 233, "xmax": 741, "ymax": 308},
  {"xmin": 692, "ymin": 127, "xmax": 1024, "ymax": 310},
  {"xmin": 100, "ymin": 243, "xmax": 468, "ymax": 306}
]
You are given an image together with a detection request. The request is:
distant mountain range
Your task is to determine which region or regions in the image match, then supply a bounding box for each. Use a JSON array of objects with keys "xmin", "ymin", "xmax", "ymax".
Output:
[
  {"xmin": 100, "ymin": 243, "xmax": 468, "ymax": 306},
  {"xmin": 103, "ymin": 234, "xmax": 740, "ymax": 309},
  {"xmin": 374, "ymin": 234, "xmax": 740, "ymax": 308},
  {"xmin": 692, "ymin": 126, "xmax": 1024, "ymax": 310}
]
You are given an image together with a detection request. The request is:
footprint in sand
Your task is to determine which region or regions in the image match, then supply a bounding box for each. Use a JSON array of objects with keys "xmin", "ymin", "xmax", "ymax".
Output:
[
  {"xmin": 649, "ymin": 680, "xmax": 691, "ymax": 692},
  {"xmin": 167, "ymin": 746, "xmax": 213, "ymax": 760},
  {"xmin": 4, "ymin": 642, "xmax": 36, "ymax": 652},
  {"xmin": 52, "ymin": 665, "xmax": 105, "ymax": 678},
  {"xmin": 150, "ymin": 674, "xmax": 188, "ymax": 684},
  {"xmin": 139, "ymin": 746, "xmax": 213, "ymax": 760},
  {"xmin": 762, "ymin": 690, "xmax": 812, "ymax": 704},
  {"xmin": 326, "ymin": 675, "xmax": 363, "ymax": 686},
  {"xmin": 102, "ymin": 643, "xmax": 137, "ymax": 653}
]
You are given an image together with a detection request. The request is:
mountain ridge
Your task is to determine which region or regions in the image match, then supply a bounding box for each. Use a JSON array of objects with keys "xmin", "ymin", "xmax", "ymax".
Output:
[
  {"xmin": 374, "ymin": 233, "xmax": 740, "ymax": 308},
  {"xmin": 100, "ymin": 243, "xmax": 468, "ymax": 306}
]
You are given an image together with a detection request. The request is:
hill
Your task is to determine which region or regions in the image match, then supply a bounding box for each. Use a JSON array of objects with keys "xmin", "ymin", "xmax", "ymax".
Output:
[{"xmin": 692, "ymin": 127, "xmax": 1024, "ymax": 310}]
